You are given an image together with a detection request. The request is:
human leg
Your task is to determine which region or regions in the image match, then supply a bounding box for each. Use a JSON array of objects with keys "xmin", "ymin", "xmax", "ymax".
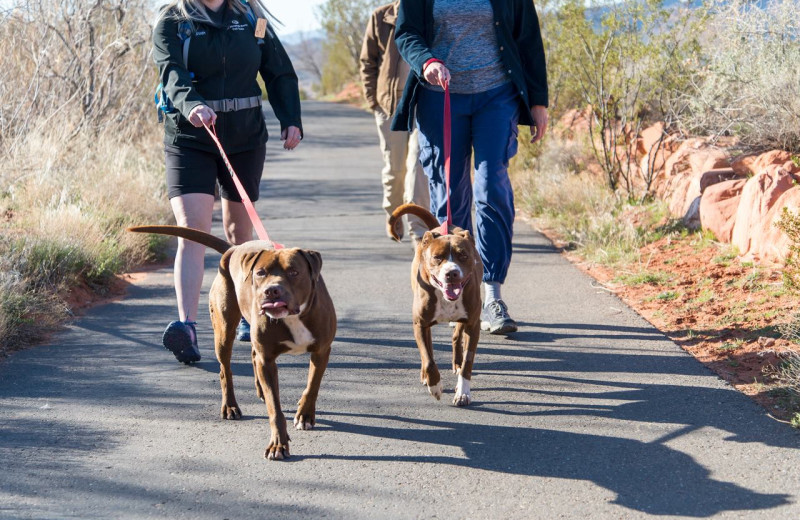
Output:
[
  {"xmin": 471, "ymin": 83, "xmax": 520, "ymax": 334},
  {"xmin": 164, "ymin": 193, "xmax": 215, "ymax": 361},
  {"xmin": 217, "ymin": 144, "xmax": 266, "ymax": 341},
  {"xmin": 170, "ymin": 193, "xmax": 216, "ymax": 323},
  {"xmin": 415, "ymin": 87, "xmax": 474, "ymax": 231},
  {"xmin": 164, "ymin": 145, "xmax": 221, "ymax": 361},
  {"xmin": 405, "ymin": 127, "xmax": 431, "ymax": 241},
  {"xmin": 221, "ymin": 199, "xmax": 254, "ymax": 245},
  {"xmin": 375, "ymin": 111, "xmax": 409, "ymax": 237}
]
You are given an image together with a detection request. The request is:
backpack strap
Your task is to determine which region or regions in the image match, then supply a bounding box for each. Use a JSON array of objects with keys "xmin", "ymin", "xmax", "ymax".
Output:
[
  {"xmin": 177, "ymin": 20, "xmax": 193, "ymax": 69},
  {"xmin": 242, "ymin": 0, "xmax": 264, "ymax": 44}
]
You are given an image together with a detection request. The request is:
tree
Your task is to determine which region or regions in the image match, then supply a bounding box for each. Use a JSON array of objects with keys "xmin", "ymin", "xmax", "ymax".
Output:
[
  {"xmin": 540, "ymin": 0, "xmax": 700, "ymax": 199},
  {"xmin": 315, "ymin": 0, "xmax": 381, "ymax": 95}
]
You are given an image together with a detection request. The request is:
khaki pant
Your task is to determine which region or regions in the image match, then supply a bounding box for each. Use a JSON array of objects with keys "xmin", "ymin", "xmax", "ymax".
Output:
[{"xmin": 375, "ymin": 110, "xmax": 430, "ymax": 240}]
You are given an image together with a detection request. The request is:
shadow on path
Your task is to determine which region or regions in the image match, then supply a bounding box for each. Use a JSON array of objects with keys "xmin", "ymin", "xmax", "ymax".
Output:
[{"xmin": 314, "ymin": 411, "xmax": 790, "ymax": 517}]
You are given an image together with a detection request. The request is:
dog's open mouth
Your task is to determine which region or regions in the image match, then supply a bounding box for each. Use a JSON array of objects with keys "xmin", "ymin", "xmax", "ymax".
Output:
[
  {"xmin": 431, "ymin": 275, "xmax": 468, "ymax": 301},
  {"xmin": 260, "ymin": 300, "xmax": 291, "ymax": 319}
]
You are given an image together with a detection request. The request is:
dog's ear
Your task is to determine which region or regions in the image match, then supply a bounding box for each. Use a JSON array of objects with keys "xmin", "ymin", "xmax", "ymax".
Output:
[
  {"xmin": 421, "ymin": 230, "xmax": 438, "ymax": 246},
  {"xmin": 300, "ymin": 250, "xmax": 323, "ymax": 281},
  {"xmin": 243, "ymin": 250, "xmax": 267, "ymax": 283},
  {"xmin": 219, "ymin": 249, "xmax": 235, "ymax": 274},
  {"xmin": 457, "ymin": 229, "xmax": 475, "ymax": 245}
]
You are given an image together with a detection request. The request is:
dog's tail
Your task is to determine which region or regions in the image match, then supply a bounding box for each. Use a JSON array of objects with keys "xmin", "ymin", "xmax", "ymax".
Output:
[
  {"xmin": 127, "ymin": 225, "xmax": 231, "ymax": 254},
  {"xmin": 387, "ymin": 203, "xmax": 441, "ymax": 242}
]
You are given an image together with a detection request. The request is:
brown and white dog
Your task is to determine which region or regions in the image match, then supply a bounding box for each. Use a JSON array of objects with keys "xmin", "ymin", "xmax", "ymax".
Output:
[
  {"xmin": 128, "ymin": 225, "xmax": 336, "ymax": 460},
  {"xmin": 388, "ymin": 204, "xmax": 483, "ymax": 406}
]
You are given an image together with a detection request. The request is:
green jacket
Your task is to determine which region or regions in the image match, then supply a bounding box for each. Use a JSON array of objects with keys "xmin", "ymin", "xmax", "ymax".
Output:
[
  {"xmin": 391, "ymin": 0, "xmax": 548, "ymax": 131},
  {"xmin": 153, "ymin": 5, "xmax": 302, "ymax": 154}
]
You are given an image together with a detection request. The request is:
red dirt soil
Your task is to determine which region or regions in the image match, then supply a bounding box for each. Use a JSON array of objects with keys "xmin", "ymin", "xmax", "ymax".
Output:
[{"xmin": 543, "ymin": 228, "xmax": 800, "ymax": 421}]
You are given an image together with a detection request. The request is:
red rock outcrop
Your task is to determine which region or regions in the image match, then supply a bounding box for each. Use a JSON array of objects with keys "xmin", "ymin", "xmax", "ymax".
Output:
[
  {"xmin": 731, "ymin": 164, "xmax": 797, "ymax": 261},
  {"xmin": 700, "ymin": 178, "xmax": 747, "ymax": 242},
  {"xmin": 731, "ymin": 150, "xmax": 799, "ymax": 177},
  {"xmin": 661, "ymin": 140, "xmax": 731, "ymax": 219}
]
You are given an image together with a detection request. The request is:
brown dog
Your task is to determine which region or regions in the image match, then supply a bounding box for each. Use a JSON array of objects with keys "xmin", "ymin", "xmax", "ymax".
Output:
[
  {"xmin": 388, "ymin": 204, "xmax": 483, "ymax": 406},
  {"xmin": 128, "ymin": 225, "xmax": 336, "ymax": 460}
]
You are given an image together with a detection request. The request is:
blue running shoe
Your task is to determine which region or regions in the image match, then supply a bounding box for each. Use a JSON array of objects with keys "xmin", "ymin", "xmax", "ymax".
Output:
[
  {"xmin": 236, "ymin": 317, "xmax": 251, "ymax": 342},
  {"xmin": 162, "ymin": 320, "xmax": 201, "ymax": 364}
]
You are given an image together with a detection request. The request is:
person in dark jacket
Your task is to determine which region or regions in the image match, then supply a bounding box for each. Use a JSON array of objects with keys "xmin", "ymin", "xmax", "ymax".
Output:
[
  {"xmin": 392, "ymin": 0, "xmax": 549, "ymax": 335},
  {"xmin": 152, "ymin": 0, "xmax": 302, "ymax": 363}
]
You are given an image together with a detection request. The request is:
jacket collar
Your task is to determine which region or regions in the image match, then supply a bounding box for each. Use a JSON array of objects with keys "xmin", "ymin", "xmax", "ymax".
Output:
[{"xmin": 385, "ymin": 2, "xmax": 398, "ymax": 26}]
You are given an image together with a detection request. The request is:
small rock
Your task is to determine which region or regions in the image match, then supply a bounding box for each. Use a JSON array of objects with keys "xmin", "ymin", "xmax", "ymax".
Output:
[{"xmin": 757, "ymin": 336, "xmax": 776, "ymax": 348}]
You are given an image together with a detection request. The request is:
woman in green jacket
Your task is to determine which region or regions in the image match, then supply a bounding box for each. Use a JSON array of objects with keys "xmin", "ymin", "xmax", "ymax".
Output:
[{"xmin": 153, "ymin": 0, "xmax": 302, "ymax": 363}]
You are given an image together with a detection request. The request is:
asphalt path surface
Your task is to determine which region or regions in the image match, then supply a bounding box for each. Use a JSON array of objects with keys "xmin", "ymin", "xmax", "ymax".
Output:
[{"xmin": 1, "ymin": 101, "xmax": 798, "ymax": 519}]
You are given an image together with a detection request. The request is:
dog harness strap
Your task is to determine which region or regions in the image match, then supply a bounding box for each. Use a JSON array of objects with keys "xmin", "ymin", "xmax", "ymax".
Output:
[
  {"xmin": 439, "ymin": 82, "xmax": 452, "ymax": 235},
  {"xmin": 203, "ymin": 123, "xmax": 284, "ymax": 249}
]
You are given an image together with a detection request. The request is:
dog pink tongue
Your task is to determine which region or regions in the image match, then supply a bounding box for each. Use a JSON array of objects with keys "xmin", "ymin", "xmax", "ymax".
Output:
[
  {"xmin": 260, "ymin": 301, "xmax": 287, "ymax": 315},
  {"xmin": 444, "ymin": 284, "xmax": 462, "ymax": 300}
]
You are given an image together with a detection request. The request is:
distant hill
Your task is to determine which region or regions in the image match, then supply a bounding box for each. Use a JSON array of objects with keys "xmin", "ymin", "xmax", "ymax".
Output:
[{"xmin": 280, "ymin": 29, "xmax": 325, "ymax": 46}]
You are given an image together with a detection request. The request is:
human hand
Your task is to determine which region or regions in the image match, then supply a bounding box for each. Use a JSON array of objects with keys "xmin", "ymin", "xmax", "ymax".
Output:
[
  {"xmin": 281, "ymin": 126, "xmax": 302, "ymax": 150},
  {"xmin": 423, "ymin": 61, "xmax": 451, "ymax": 88},
  {"xmin": 188, "ymin": 104, "xmax": 217, "ymax": 128},
  {"xmin": 530, "ymin": 105, "xmax": 548, "ymax": 144}
]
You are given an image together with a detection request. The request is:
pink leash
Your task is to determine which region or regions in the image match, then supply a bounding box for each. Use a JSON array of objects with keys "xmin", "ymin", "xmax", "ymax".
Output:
[
  {"xmin": 437, "ymin": 82, "xmax": 453, "ymax": 236},
  {"xmin": 204, "ymin": 122, "xmax": 284, "ymax": 249}
]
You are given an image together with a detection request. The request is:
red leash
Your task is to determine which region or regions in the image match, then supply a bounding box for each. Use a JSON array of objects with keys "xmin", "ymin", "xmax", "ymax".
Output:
[
  {"xmin": 203, "ymin": 123, "xmax": 284, "ymax": 249},
  {"xmin": 437, "ymin": 82, "xmax": 452, "ymax": 235}
]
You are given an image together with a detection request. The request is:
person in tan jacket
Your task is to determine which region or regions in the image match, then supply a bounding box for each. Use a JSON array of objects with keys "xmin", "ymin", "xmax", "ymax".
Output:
[{"xmin": 360, "ymin": 1, "xmax": 429, "ymax": 243}]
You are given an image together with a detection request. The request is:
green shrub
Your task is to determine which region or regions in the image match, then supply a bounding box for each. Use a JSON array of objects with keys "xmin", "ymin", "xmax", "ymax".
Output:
[
  {"xmin": 777, "ymin": 208, "xmax": 800, "ymax": 292},
  {"xmin": 536, "ymin": 0, "xmax": 701, "ymax": 198},
  {"xmin": 315, "ymin": 0, "xmax": 381, "ymax": 95}
]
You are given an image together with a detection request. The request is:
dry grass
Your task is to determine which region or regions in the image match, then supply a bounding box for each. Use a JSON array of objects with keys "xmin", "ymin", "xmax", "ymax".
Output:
[
  {"xmin": 677, "ymin": 0, "xmax": 800, "ymax": 151},
  {"xmin": 0, "ymin": 1, "xmax": 170, "ymax": 354},
  {"xmin": 512, "ymin": 133, "xmax": 672, "ymax": 267}
]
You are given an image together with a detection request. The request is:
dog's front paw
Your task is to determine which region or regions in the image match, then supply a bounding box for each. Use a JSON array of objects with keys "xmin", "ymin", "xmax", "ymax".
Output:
[
  {"xmin": 427, "ymin": 381, "xmax": 443, "ymax": 401},
  {"xmin": 453, "ymin": 392, "xmax": 471, "ymax": 407},
  {"xmin": 453, "ymin": 375, "xmax": 471, "ymax": 407},
  {"xmin": 264, "ymin": 440, "xmax": 291, "ymax": 460},
  {"xmin": 220, "ymin": 402, "xmax": 242, "ymax": 420},
  {"xmin": 293, "ymin": 412, "xmax": 315, "ymax": 431}
]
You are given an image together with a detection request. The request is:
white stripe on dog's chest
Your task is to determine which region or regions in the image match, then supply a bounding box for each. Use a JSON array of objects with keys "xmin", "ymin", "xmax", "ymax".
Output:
[
  {"xmin": 434, "ymin": 295, "xmax": 467, "ymax": 322},
  {"xmin": 281, "ymin": 315, "xmax": 315, "ymax": 355}
]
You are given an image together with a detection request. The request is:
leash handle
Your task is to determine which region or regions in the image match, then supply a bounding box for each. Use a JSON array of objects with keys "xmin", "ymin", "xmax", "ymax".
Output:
[{"xmin": 203, "ymin": 123, "xmax": 284, "ymax": 249}]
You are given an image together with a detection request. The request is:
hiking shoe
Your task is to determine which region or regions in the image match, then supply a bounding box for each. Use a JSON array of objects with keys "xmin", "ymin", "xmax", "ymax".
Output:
[
  {"xmin": 236, "ymin": 317, "xmax": 251, "ymax": 342},
  {"xmin": 162, "ymin": 320, "xmax": 201, "ymax": 364},
  {"xmin": 480, "ymin": 300, "xmax": 518, "ymax": 335}
]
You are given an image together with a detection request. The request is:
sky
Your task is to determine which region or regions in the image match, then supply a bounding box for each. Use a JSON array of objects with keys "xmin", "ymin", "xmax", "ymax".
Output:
[
  {"xmin": 0, "ymin": 1, "xmax": 327, "ymax": 37},
  {"xmin": 268, "ymin": 0, "xmax": 325, "ymax": 36}
]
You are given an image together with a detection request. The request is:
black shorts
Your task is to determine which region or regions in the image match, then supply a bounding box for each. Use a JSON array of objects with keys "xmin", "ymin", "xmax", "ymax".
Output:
[{"xmin": 164, "ymin": 144, "xmax": 266, "ymax": 202}]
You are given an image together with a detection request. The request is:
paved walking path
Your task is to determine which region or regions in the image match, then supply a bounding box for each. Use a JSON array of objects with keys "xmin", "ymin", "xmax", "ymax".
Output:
[{"xmin": 1, "ymin": 101, "xmax": 798, "ymax": 519}]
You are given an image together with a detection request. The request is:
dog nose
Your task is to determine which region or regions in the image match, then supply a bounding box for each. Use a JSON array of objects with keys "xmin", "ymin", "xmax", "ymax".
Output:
[
  {"xmin": 444, "ymin": 270, "xmax": 460, "ymax": 283},
  {"xmin": 264, "ymin": 285, "xmax": 283, "ymax": 299}
]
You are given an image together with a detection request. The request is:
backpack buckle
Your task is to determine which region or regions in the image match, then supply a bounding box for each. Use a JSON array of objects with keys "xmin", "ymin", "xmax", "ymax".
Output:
[{"xmin": 223, "ymin": 98, "xmax": 236, "ymax": 112}]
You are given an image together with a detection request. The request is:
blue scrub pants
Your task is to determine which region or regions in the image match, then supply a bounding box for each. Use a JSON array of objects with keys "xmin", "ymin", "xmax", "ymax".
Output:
[{"xmin": 416, "ymin": 82, "xmax": 520, "ymax": 284}]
